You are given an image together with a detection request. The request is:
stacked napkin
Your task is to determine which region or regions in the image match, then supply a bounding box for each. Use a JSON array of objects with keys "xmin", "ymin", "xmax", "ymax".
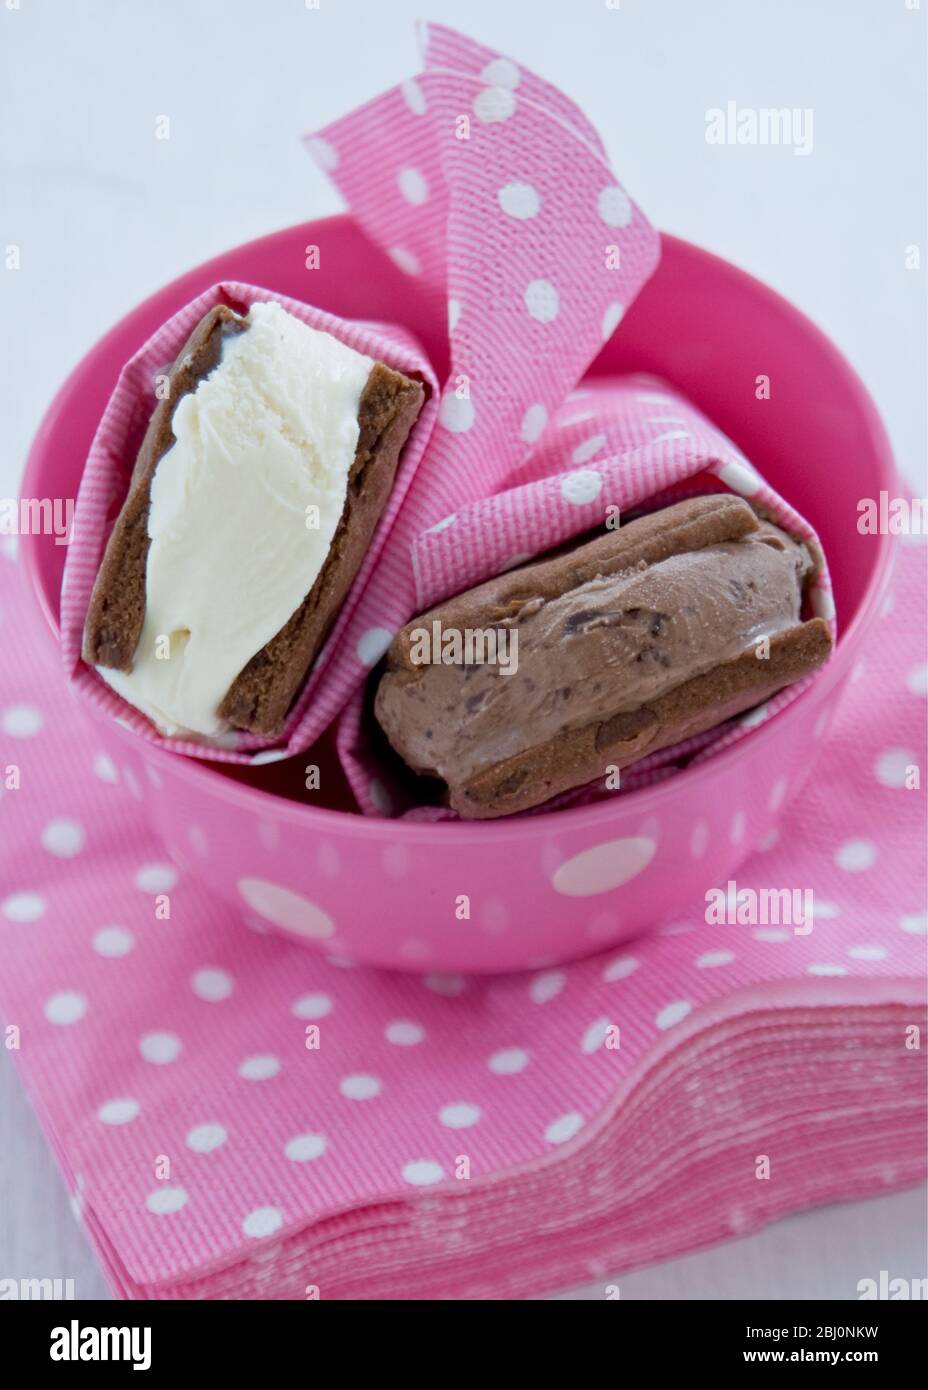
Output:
[{"xmin": 0, "ymin": 534, "xmax": 923, "ymax": 1298}]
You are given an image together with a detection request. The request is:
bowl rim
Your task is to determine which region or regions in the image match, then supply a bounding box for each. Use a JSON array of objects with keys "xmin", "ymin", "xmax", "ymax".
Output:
[{"xmin": 20, "ymin": 218, "xmax": 898, "ymax": 844}]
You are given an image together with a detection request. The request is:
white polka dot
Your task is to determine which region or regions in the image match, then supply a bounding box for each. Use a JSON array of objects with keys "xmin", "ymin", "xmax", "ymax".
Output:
[
  {"xmin": 560, "ymin": 410, "xmax": 596, "ymax": 427},
  {"xmin": 292, "ymin": 993, "xmax": 332, "ymax": 1020},
  {"xmin": 250, "ymin": 750, "xmax": 287, "ymax": 766},
  {"xmin": 524, "ymin": 278, "xmax": 559, "ymax": 323},
  {"xmin": 93, "ymin": 926, "xmax": 134, "ymax": 958},
  {"xmin": 812, "ymin": 900, "xmax": 841, "ymax": 918},
  {"xmin": 448, "ymin": 298, "xmax": 462, "ymax": 333},
  {"xmin": 580, "ymin": 1017, "xmax": 612, "ymax": 1054},
  {"xmin": 439, "ymin": 1102, "xmax": 480, "ymax": 1129},
  {"xmin": 92, "ymin": 753, "xmax": 119, "ymax": 783},
  {"xmin": 571, "ymin": 434, "xmax": 607, "ymax": 465},
  {"xmin": 767, "ymin": 778, "xmax": 788, "ymax": 812},
  {"xmin": 807, "ymin": 963, "xmax": 847, "ymax": 977},
  {"xmin": 238, "ymin": 878, "xmax": 335, "ymax": 938},
  {"xmin": 426, "ymin": 512, "xmax": 457, "ymax": 535},
  {"xmin": 757, "ymin": 827, "xmax": 780, "ymax": 852},
  {"xmin": 851, "ymin": 660, "xmax": 866, "ymax": 684},
  {"xmin": 2, "ymin": 704, "xmax": 42, "ymax": 738},
  {"xmin": 900, "ymin": 913, "xmax": 927, "ymax": 935},
  {"xmin": 473, "ymin": 86, "xmax": 516, "ymax": 122},
  {"xmin": 602, "ymin": 954, "xmax": 639, "ymax": 982},
  {"xmin": 906, "ymin": 663, "xmax": 927, "ymax": 696},
  {"xmin": 285, "ymin": 1133, "xmax": 327, "ymax": 1162},
  {"xmin": 848, "ymin": 945, "xmax": 886, "ymax": 961},
  {"xmin": 385, "ymin": 1020, "xmax": 424, "ymax": 1046},
  {"xmin": 601, "ymin": 302, "xmax": 625, "ymax": 340},
  {"xmin": 369, "ymin": 779, "xmax": 392, "ymax": 814},
  {"xmin": 529, "ymin": 969, "xmax": 565, "ymax": 1004},
  {"xmin": 754, "ymin": 928, "xmax": 789, "ymax": 942},
  {"xmin": 135, "ymin": 862, "xmax": 176, "ymax": 893},
  {"xmin": 340, "ymin": 1074, "xmax": 381, "ymax": 1101},
  {"xmin": 355, "ymin": 627, "xmax": 394, "ymax": 667},
  {"xmin": 98, "ymin": 1098, "xmax": 139, "ymax": 1126},
  {"xmin": 191, "ymin": 967, "xmax": 233, "ymax": 1002},
  {"xmin": 387, "ymin": 245, "xmax": 421, "ymax": 276},
  {"xmin": 813, "ymin": 706, "xmax": 831, "ymax": 739},
  {"xmin": 424, "ymin": 973, "xmax": 466, "ymax": 997},
  {"xmin": 690, "ymin": 820, "xmax": 709, "ymax": 859},
  {"xmin": 307, "ymin": 136, "xmax": 338, "ymax": 171},
  {"xmin": 140, "ymin": 1031, "xmax": 181, "ymax": 1064},
  {"xmin": 835, "ymin": 839, "xmax": 876, "ymax": 872},
  {"xmin": 44, "ymin": 992, "xmax": 87, "ymax": 1025},
  {"xmin": 184, "ymin": 825, "xmax": 208, "ymax": 858},
  {"xmin": 597, "ymin": 185, "xmax": 633, "ymax": 227},
  {"xmin": 401, "ymin": 78, "xmax": 426, "ymax": 115},
  {"xmin": 545, "ymin": 1112, "xmax": 583, "ymax": 1145},
  {"xmin": 718, "ymin": 460, "xmax": 760, "ymax": 496},
  {"xmin": 656, "ymin": 1000, "xmax": 692, "ymax": 1030},
  {"xmin": 397, "ymin": 166, "xmax": 429, "ymax": 205},
  {"xmin": 552, "ymin": 836, "xmax": 656, "ymax": 897},
  {"xmin": 439, "ymin": 392, "xmax": 476, "ymax": 433},
  {"xmin": 480, "ymin": 57, "xmax": 520, "ymax": 89},
  {"xmin": 41, "ymin": 818, "xmax": 85, "ymax": 858},
  {"xmin": 402, "ymin": 1160, "xmax": 444, "ymax": 1186},
  {"xmin": 697, "ymin": 949, "xmax": 735, "ymax": 968},
  {"xmin": 243, "ymin": 1206, "xmax": 283, "ymax": 1238},
  {"xmin": 2, "ymin": 891, "xmax": 45, "ymax": 923},
  {"xmin": 488, "ymin": 1047, "xmax": 529, "ymax": 1074},
  {"xmin": 560, "ymin": 469, "xmax": 602, "ymax": 505},
  {"xmin": 498, "ymin": 181, "xmax": 540, "ymax": 219},
  {"xmin": 239, "ymin": 1054, "xmax": 280, "ymax": 1081},
  {"xmin": 874, "ymin": 748, "xmax": 915, "ymax": 789},
  {"xmin": 186, "ymin": 1123, "xmax": 227, "ymax": 1153},
  {"xmin": 730, "ymin": 811, "xmax": 746, "ymax": 844},
  {"xmin": 146, "ymin": 1186, "xmax": 188, "ymax": 1215}
]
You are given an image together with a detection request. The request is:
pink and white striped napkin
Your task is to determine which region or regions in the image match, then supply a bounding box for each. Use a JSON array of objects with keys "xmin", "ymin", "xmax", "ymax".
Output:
[{"xmin": 0, "ymin": 534, "xmax": 923, "ymax": 1299}]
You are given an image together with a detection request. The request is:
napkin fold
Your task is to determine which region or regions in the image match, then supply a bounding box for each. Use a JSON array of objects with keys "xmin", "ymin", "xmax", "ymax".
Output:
[{"xmin": 1, "ymin": 534, "xmax": 924, "ymax": 1299}]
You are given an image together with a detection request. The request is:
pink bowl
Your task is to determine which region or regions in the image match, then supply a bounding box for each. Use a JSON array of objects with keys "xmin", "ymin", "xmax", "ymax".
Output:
[{"xmin": 21, "ymin": 218, "xmax": 896, "ymax": 972}]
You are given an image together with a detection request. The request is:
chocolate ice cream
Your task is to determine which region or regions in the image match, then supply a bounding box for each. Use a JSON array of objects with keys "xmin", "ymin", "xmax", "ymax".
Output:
[{"xmin": 375, "ymin": 494, "xmax": 833, "ymax": 818}]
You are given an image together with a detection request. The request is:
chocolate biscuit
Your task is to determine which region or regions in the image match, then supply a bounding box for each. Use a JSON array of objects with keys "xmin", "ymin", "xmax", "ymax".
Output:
[
  {"xmin": 374, "ymin": 495, "xmax": 833, "ymax": 818},
  {"xmin": 83, "ymin": 304, "xmax": 424, "ymax": 737}
]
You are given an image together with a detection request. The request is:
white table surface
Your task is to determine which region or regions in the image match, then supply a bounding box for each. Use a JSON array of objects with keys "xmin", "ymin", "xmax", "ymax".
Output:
[{"xmin": 1, "ymin": 0, "xmax": 925, "ymax": 1301}]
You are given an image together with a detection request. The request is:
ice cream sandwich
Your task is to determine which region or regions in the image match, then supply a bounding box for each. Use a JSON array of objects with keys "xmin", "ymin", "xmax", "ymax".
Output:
[
  {"xmin": 374, "ymin": 494, "xmax": 833, "ymax": 818},
  {"xmin": 82, "ymin": 301, "xmax": 424, "ymax": 738}
]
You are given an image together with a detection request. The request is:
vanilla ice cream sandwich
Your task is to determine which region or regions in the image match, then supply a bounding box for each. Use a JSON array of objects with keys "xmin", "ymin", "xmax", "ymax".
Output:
[
  {"xmin": 375, "ymin": 495, "xmax": 833, "ymax": 818},
  {"xmin": 83, "ymin": 301, "xmax": 424, "ymax": 738}
]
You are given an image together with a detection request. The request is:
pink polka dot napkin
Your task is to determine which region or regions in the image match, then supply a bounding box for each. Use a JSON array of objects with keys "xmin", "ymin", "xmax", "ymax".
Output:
[{"xmin": 0, "ymin": 535, "xmax": 924, "ymax": 1299}]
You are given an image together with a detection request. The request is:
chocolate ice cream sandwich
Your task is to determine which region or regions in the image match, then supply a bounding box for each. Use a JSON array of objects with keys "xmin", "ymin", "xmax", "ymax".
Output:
[
  {"xmin": 375, "ymin": 494, "xmax": 833, "ymax": 818},
  {"xmin": 83, "ymin": 301, "xmax": 424, "ymax": 738}
]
